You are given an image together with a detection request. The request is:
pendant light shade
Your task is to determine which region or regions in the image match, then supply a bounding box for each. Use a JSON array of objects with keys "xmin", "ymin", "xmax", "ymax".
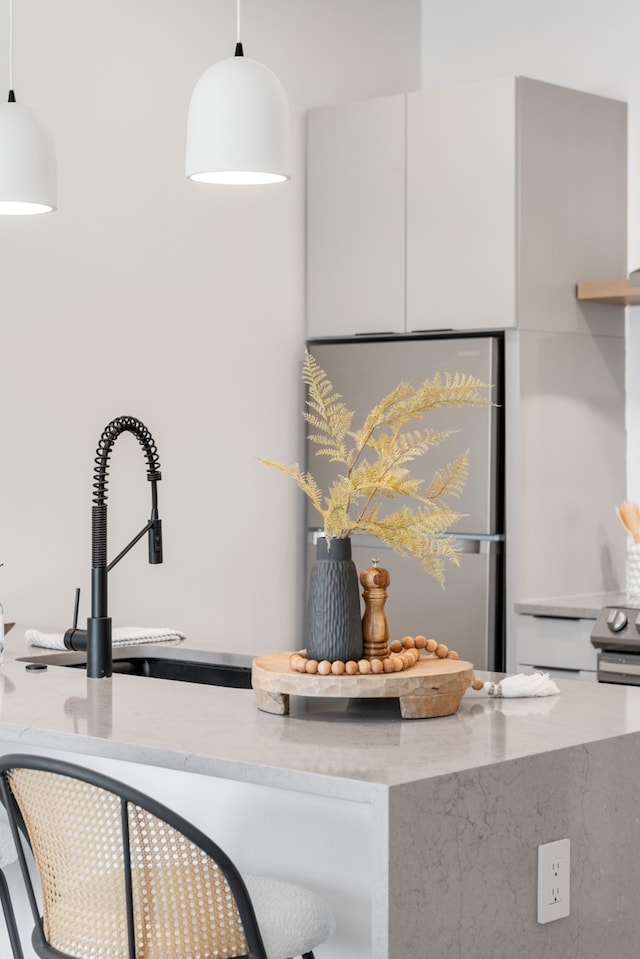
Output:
[
  {"xmin": 186, "ymin": 54, "xmax": 291, "ymax": 185},
  {"xmin": 185, "ymin": 1, "xmax": 291, "ymax": 186},
  {"xmin": 0, "ymin": 0, "xmax": 56, "ymax": 215},
  {"xmin": 0, "ymin": 99, "xmax": 56, "ymax": 214}
]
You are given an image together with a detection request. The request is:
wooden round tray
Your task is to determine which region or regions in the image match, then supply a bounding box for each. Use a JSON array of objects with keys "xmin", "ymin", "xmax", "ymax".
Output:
[{"xmin": 252, "ymin": 652, "xmax": 474, "ymax": 720}]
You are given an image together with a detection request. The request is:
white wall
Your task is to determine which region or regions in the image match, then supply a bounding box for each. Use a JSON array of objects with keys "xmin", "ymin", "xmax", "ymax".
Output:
[
  {"xmin": 421, "ymin": 0, "xmax": 640, "ymax": 503},
  {"xmin": 0, "ymin": 0, "xmax": 420, "ymax": 653},
  {"xmin": 10, "ymin": 0, "xmax": 630, "ymax": 654}
]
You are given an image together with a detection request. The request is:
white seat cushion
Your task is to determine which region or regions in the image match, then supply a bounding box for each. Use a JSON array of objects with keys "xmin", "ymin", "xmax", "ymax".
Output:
[{"xmin": 244, "ymin": 874, "xmax": 335, "ymax": 959}]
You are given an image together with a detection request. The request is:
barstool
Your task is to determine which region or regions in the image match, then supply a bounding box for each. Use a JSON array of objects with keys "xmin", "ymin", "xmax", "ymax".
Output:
[{"xmin": 0, "ymin": 754, "xmax": 335, "ymax": 959}]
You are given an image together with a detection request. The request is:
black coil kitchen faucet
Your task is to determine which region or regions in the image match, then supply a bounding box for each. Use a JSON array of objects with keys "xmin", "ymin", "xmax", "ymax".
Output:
[{"xmin": 64, "ymin": 416, "xmax": 163, "ymax": 678}]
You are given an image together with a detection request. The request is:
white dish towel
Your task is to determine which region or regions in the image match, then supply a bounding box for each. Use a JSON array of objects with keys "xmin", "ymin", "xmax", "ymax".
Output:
[{"xmin": 25, "ymin": 627, "xmax": 186, "ymax": 651}]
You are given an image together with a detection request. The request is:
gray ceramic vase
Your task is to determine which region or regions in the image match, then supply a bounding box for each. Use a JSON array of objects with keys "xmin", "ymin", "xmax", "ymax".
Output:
[{"xmin": 305, "ymin": 536, "xmax": 363, "ymax": 663}]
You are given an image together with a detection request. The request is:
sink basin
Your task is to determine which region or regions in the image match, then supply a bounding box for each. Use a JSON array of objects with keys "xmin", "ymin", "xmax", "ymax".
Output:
[{"xmin": 18, "ymin": 646, "xmax": 253, "ymax": 689}]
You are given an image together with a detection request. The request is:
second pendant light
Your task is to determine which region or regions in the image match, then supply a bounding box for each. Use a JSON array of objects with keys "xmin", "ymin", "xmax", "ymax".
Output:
[{"xmin": 185, "ymin": 0, "xmax": 291, "ymax": 186}]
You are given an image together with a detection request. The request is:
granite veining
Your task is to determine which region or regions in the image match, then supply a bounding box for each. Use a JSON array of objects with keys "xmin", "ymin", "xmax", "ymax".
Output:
[{"xmin": 388, "ymin": 735, "xmax": 640, "ymax": 958}]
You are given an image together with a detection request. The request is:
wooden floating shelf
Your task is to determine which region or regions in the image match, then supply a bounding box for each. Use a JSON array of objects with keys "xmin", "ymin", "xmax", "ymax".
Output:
[{"xmin": 576, "ymin": 279, "xmax": 640, "ymax": 306}]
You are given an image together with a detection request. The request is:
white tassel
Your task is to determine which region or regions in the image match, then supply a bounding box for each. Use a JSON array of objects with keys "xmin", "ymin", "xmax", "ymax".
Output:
[{"xmin": 482, "ymin": 671, "xmax": 560, "ymax": 698}]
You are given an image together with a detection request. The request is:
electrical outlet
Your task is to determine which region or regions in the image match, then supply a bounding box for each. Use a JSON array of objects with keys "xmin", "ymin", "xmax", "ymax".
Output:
[{"xmin": 537, "ymin": 838, "xmax": 570, "ymax": 923}]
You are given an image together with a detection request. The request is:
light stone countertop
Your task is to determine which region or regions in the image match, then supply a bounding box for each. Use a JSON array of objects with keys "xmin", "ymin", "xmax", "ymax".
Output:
[
  {"xmin": 2, "ymin": 623, "xmax": 640, "ymax": 804},
  {"xmin": 514, "ymin": 590, "xmax": 628, "ymax": 619}
]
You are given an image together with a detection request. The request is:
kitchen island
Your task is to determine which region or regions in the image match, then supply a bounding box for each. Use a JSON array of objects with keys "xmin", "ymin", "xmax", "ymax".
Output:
[{"xmin": 1, "ymin": 625, "xmax": 640, "ymax": 959}]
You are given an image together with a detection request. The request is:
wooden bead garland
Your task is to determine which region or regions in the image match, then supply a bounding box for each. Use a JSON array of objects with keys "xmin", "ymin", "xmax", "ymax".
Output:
[{"xmin": 289, "ymin": 634, "xmax": 463, "ymax": 676}]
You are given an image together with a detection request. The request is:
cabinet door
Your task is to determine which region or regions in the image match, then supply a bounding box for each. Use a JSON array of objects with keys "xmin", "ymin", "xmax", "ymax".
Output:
[
  {"xmin": 517, "ymin": 77, "xmax": 627, "ymax": 335},
  {"xmin": 306, "ymin": 95, "xmax": 406, "ymax": 337},
  {"xmin": 406, "ymin": 79, "xmax": 517, "ymax": 332},
  {"xmin": 515, "ymin": 613, "xmax": 597, "ymax": 674}
]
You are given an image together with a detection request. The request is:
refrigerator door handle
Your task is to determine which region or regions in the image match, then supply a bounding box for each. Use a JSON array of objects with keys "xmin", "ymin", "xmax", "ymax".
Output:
[
  {"xmin": 454, "ymin": 535, "xmax": 504, "ymax": 556},
  {"xmin": 309, "ymin": 529, "xmax": 504, "ymax": 555}
]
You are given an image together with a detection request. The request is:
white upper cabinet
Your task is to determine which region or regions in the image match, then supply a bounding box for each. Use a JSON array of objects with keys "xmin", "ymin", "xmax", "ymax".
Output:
[
  {"xmin": 306, "ymin": 95, "xmax": 406, "ymax": 337},
  {"xmin": 406, "ymin": 79, "xmax": 517, "ymax": 332},
  {"xmin": 306, "ymin": 77, "xmax": 626, "ymax": 339}
]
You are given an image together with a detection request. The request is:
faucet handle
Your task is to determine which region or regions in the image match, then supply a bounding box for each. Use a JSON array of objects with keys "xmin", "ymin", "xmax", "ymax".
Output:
[
  {"xmin": 64, "ymin": 587, "xmax": 87, "ymax": 651},
  {"xmin": 148, "ymin": 518, "xmax": 163, "ymax": 565},
  {"xmin": 71, "ymin": 587, "xmax": 80, "ymax": 630}
]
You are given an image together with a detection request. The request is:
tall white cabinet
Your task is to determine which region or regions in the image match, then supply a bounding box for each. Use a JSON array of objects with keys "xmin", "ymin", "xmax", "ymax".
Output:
[
  {"xmin": 306, "ymin": 76, "xmax": 628, "ymax": 671},
  {"xmin": 307, "ymin": 76, "xmax": 626, "ymax": 338}
]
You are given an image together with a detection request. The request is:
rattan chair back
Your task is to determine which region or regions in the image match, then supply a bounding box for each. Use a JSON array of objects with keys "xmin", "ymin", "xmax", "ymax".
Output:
[{"xmin": 0, "ymin": 754, "xmax": 269, "ymax": 959}]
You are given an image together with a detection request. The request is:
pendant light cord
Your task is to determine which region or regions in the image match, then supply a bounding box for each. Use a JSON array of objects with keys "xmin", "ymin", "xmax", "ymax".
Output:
[
  {"xmin": 234, "ymin": 0, "xmax": 243, "ymax": 57},
  {"xmin": 7, "ymin": 0, "xmax": 15, "ymax": 100}
]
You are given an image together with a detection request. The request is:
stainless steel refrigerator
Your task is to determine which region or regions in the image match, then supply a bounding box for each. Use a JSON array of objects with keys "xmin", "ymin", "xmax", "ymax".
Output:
[{"xmin": 305, "ymin": 333, "xmax": 505, "ymax": 671}]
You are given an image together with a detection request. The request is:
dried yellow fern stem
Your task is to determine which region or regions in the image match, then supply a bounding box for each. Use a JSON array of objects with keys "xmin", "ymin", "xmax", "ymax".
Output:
[{"xmin": 260, "ymin": 351, "xmax": 493, "ymax": 586}]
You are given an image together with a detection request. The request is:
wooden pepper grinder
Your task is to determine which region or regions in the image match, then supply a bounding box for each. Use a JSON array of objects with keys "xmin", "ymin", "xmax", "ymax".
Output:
[{"xmin": 360, "ymin": 559, "xmax": 390, "ymax": 660}]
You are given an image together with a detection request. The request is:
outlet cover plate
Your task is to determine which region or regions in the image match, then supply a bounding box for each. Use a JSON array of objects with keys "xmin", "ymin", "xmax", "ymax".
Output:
[{"xmin": 537, "ymin": 838, "xmax": 570, "ymax": 923}]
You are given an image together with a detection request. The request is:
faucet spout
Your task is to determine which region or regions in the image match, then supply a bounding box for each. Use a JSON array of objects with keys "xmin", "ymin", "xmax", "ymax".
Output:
[{"xmin": 65, "ymin": 416, "xmax": 164, "ymax": 679}]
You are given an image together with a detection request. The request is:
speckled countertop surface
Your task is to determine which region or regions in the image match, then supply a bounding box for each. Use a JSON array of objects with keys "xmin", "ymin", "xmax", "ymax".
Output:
[
  {"xmin": 514, "ymin": 591, "xmax": 628, "ymax": 619},
  {"xmin": 2, "ymin": 623, "xmax": 640, "ymax": 802}
]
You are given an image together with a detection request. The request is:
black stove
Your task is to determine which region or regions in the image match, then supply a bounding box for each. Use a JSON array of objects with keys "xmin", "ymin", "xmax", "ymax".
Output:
[{"xmin": 591, "ymin": 605, "xmax": 640, "ymax": 684}]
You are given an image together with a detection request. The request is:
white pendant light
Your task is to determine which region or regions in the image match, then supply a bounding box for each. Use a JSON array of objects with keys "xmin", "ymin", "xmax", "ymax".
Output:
[
  {"xmin": 185, "ymin": 0, "xmax": 291, "ymax": 186},
  {"xmin": 0, "ymin": 0, "xmax": 56, "ymax": 215}
]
